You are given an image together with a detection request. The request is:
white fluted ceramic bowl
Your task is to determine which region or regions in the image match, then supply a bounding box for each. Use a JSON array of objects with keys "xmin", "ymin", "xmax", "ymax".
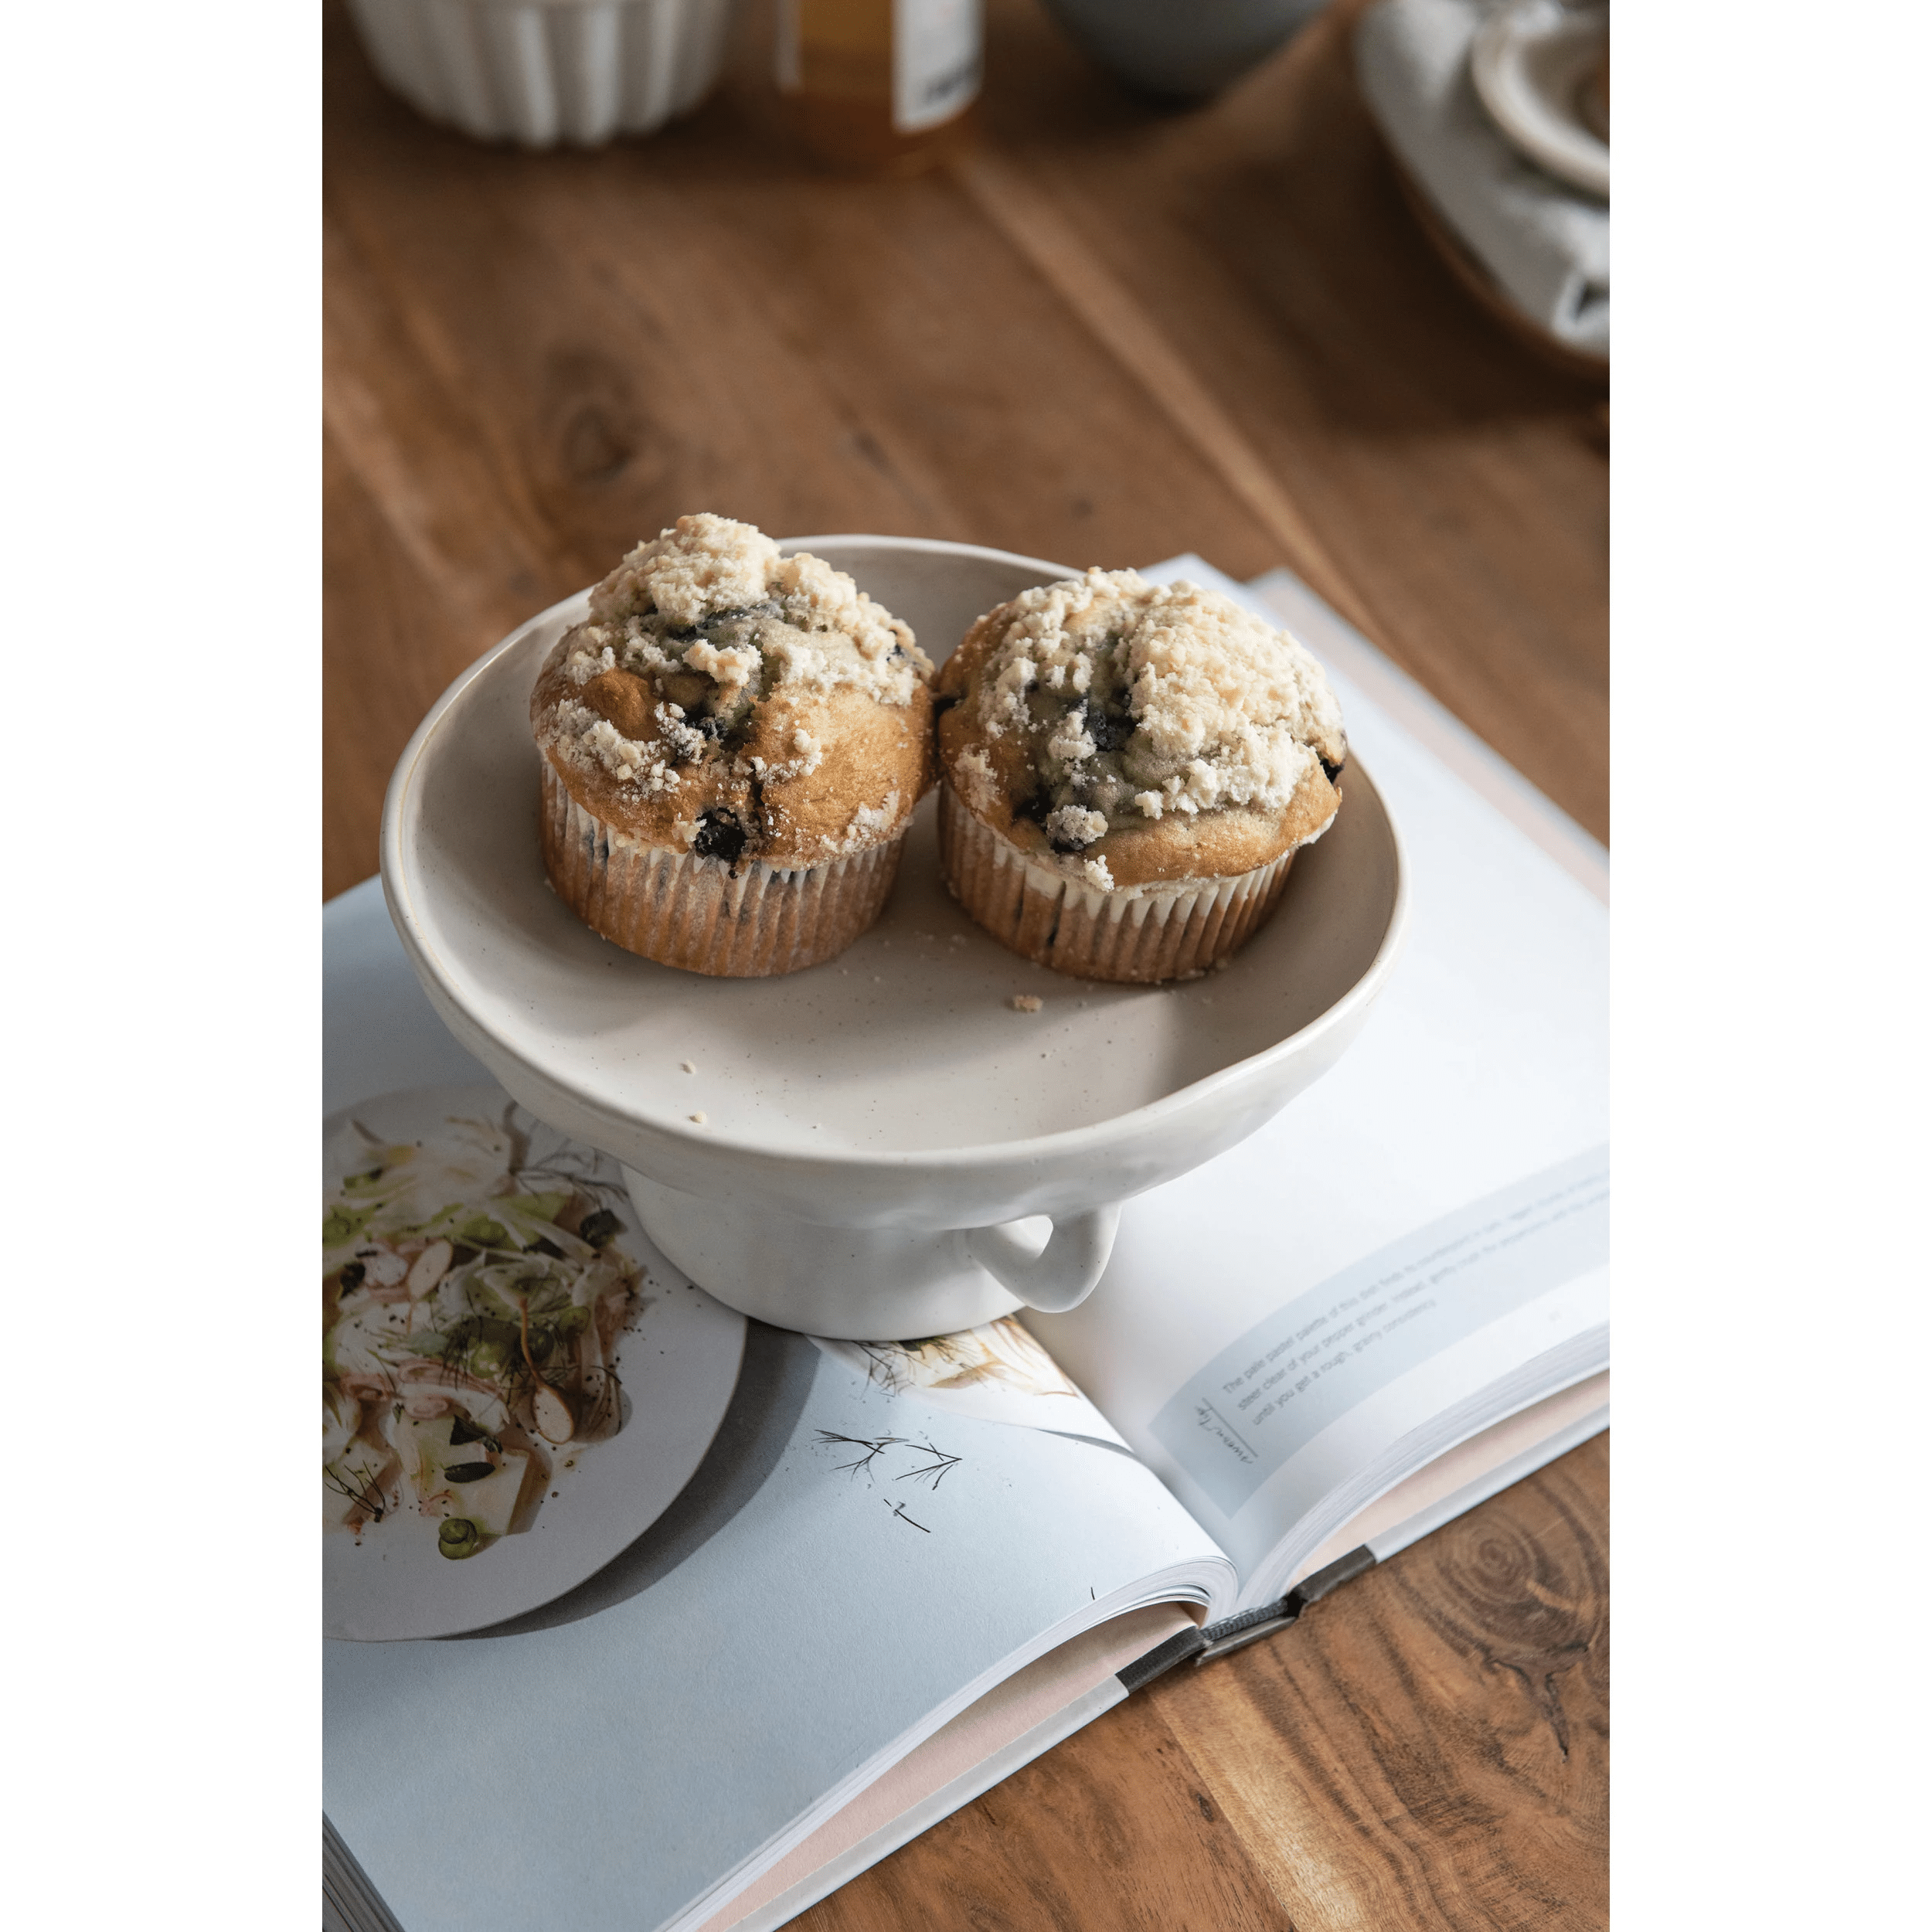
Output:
[{"xmin": 346, "ymin": 0, "xmax": 743, "ymax": 148}]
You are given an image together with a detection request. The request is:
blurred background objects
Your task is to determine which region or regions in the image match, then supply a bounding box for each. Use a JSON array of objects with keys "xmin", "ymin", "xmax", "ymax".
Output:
[
  {"xmin": 1033, "ymin": 0, "xmax": 1328, "ymax": 103},
  {"xmin": 779, "ymin": 0, "xmax": 982, "ymax": 172},
  {"xmin": 344, "ymin": 0, "xmax": 747, "ymax": 147},
  {"xmin": 1357, "ymin": 0, "xmax": 1608, "ymax": 370}
]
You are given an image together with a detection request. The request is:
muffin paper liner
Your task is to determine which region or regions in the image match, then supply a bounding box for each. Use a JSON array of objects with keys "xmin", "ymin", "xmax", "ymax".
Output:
[
  {"xmin": 542, "ymin": 764, "xmax": 901, "ymax": 976},
  {"xmin": 939, "ymin": 785, "xmax": 1295, "ymax": 984},
  {"xmin": 345, "ymin": 0, "xmax": 740, "ymax": 148}
]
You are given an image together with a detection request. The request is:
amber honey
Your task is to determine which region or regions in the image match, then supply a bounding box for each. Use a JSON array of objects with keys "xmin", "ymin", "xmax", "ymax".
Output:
[{"xmin": 778, "ymin": 0, "xmax": 981, "ymax": 175}]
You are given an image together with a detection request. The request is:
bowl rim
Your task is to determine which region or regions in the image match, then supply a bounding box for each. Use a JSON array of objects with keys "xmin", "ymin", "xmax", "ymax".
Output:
[{"xmin": 380, "ymin": 536, "xmax": 1412, "ymax": 1181}]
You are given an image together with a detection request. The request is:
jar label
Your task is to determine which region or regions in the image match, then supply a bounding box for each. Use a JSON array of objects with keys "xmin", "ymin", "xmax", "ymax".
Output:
[{"xmin": 893, "ymin": 0, "xmax": 981, "ymax": 132}]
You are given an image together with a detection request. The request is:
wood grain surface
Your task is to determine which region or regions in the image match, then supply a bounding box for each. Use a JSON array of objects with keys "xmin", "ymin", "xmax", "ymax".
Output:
[
  {"xmin": 325, "ymin": 0, "xmax": 1608, "ymax": 1923},
  {"xmin": 800, "ymin": 1436, "xmax": 1607, "ymax": 1932}
]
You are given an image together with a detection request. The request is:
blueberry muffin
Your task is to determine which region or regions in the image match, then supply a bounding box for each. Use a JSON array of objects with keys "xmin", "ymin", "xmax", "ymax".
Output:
[
  {"xmin": 532, "ymin": 515, "xmax": 936, "ymax": 976},
  {"xmin": 935, "ymin": 570, "xmax": 1345, "ymax": 983}
]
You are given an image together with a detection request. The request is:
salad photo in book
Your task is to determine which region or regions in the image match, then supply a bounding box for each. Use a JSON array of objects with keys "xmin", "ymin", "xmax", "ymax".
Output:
[
  {"xmin": 323, "ymin": 1087, "xmax": 745, "ymax": 1641},
  {"xmin": 323, "ymin": 553, "xmax": 1607, "ymax": 1932}
]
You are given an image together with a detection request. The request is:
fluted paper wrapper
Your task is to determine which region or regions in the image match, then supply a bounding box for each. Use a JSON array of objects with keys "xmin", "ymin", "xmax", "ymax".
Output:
[
  {"xmin": 939, "ymin": 785, "xmax": 1295, "ymax": 985},
  {"xmin": 542, "ymin": 764, "xmax": 901, "ymax": 977}
]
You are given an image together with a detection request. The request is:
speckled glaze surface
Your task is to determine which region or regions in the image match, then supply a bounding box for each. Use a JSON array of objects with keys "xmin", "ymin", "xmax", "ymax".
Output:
[{"xmin": 381, "ymin": 539, "xmax": 1409, "ymax": 1336}]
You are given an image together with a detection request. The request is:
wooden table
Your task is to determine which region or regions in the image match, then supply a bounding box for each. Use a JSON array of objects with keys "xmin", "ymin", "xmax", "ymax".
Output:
[{"xmin": 325, "ymin": 1, "xmax": 1608, "ymax": 1923}]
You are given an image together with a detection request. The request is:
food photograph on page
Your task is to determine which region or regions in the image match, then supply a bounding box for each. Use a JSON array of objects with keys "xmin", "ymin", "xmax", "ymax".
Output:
[
  {"xmin": 321, "ymin": 1087, "xmax": 747, "ymax": 1641},
  {"xmin": 323, "ymin": 0, "xmax": 1608, "ymax": 1928}
]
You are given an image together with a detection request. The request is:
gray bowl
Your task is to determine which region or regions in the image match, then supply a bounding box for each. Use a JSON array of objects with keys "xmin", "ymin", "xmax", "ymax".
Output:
[{"xmin": 1038, "ymin": 0, "xmax": 1330, "ymax": 102}]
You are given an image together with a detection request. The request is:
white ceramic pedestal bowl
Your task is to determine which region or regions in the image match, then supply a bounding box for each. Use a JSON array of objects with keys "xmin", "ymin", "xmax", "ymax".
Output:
[{"xmin": 381, "ymin": 537, "xmax": 1409, "ymax": 1339}]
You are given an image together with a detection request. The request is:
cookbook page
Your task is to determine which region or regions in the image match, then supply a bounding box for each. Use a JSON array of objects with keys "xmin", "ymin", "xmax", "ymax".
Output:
[
  {"xmin": 323, "ymin": 887, "xmax": 1236, "ymax": 1932},
  {"xmin": 325, "ymin": 1313, "xmax": 1233, "ymax": 1932},
  {"xmin": 1025, "ymin": 561, "xmax": 1608, "ymax": 1599}
]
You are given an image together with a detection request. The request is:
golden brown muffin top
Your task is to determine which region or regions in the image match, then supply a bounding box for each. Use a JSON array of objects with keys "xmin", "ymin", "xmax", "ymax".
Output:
[
  {"xmin": 532, "ymin": 516, "xmax": 935, "ymax": 871},
  {"xmin": 937, "ymin": 570, "xmax": 1345, "ymax": 891}
]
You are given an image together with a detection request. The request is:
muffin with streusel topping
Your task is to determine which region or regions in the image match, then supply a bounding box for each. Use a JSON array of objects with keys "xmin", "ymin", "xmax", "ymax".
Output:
[
  {"xmin": 532, "ymin": 515, "xmax": 936, "ymax": 977},
  {"xmin": 935, "ymin": 570, "xmax": 1345, "ymax": 984}
]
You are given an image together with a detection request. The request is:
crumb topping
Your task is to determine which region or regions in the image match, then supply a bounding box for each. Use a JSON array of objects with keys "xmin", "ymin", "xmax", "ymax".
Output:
[
  {"xmin": 951, "ymin": 746, "xmax": 1000, "ymax": 816},
  {"xmin": 950, "ymin": 570, "xmax": 1345, "ymax": 855},
  {"xmin": 549, "ymin": 697, "xmax": 684, "ymax": 796},
  {"xmin": 538, "ymin": 515, "xmax": 931, "ymax": 791},
  {"xmin": 842, "ymin": 791, "xmax": 902, "ymax": 848}
]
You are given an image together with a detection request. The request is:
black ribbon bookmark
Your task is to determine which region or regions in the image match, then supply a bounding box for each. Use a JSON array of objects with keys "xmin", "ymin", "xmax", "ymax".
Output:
[
  {"xmin": 1116, "ymin": 1625, "xmax": 1208, "ymax": 1693},
  {"xmin": 1115, "ymin": 1545, "xmax": 1378, "ymax": 1692}
]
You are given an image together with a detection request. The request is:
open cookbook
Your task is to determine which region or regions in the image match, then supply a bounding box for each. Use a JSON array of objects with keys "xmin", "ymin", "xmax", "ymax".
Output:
[{"xmin": 323, "ymin": 558, "xmax": 1609, "ymax": 1932}]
